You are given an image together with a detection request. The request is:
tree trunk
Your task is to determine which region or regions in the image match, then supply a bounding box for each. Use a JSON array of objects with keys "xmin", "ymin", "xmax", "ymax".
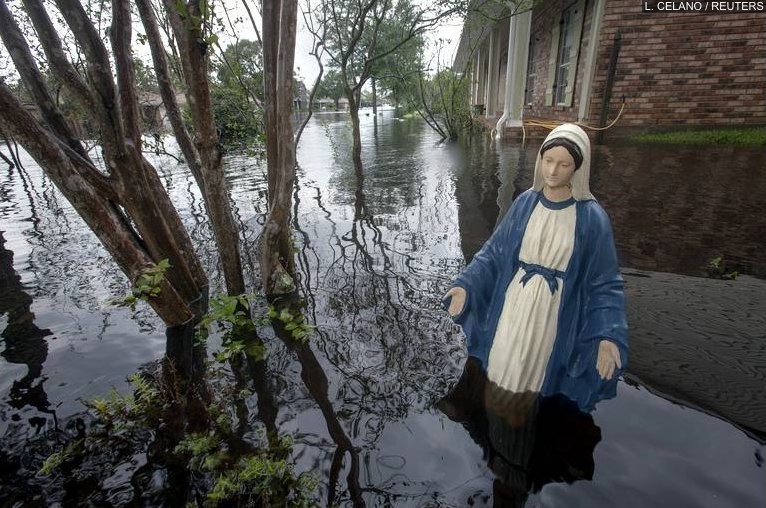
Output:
[
  {"xmin": 348, "ymin": 90, "xmax": 363, "ymax": 169},
  {"xmin": 0, "ymin": 0, "xmax": 208, "ymax": 326},
  {"xmin": 0, "ymin": 84, "xmax": 197, "ymax": 326},
  {"xmin": 372, "ymin": 77, "xmax": 377, "ymax": 115},
  {"xmin": 261, "ymin": 0, "xmax": 298, "ymax": 296},
  {"xmin": 159, "ymin": 0, "xmax": 246, "ymax": 296}
]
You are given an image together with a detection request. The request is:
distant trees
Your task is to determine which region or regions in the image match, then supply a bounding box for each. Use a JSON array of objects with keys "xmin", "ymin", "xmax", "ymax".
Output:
[
  {"xmin": 316, "ymin": 69, "xmax": 346, "ymax": 109},
  {"xmin": 216, "ymin": 39, "xmax": 264, "ymax": 105},
  {"xmin": 411, "ymin": 69, "xmax": 472, "ymax": 141},
  {"xmin": 212, "ymin": 39, "xmax": 265, "ymax": 150},
  {"xmin": 306, "ymin": 0, "xmax": 462, "ymax": 166}
]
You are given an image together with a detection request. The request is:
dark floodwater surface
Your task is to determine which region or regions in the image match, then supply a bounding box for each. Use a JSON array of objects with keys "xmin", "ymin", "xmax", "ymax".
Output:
[{"xmin": 1, "ymin": 111, "xmax": 765, "ymax": 506}]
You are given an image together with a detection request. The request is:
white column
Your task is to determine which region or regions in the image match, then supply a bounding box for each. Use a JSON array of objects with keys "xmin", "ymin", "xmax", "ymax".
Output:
[
  {"xmin": 484, "ymin": 27, "xmax": 498, "ymax": 116},
  {"xmin": 472, "ymin": 48, "xmax": 482, "ymax": 105},
  {"xmin": 496, "ymin": 9, "xmax": 532, "ymax": 135}
]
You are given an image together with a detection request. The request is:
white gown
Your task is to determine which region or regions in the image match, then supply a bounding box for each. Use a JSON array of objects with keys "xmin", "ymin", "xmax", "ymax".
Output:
[{"xmin": 486, "ymin": 199, "xmax": 577, "ymax": 392}]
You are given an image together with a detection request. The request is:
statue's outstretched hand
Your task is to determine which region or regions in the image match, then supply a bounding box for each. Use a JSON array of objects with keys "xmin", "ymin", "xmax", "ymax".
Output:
[
  {"xmin": 443, "ymin": 287, "xmax": 467, "ymax": 317},
  {"xmin": 597, "ymin": 340, "xmax": 622, "ymax": 380}
]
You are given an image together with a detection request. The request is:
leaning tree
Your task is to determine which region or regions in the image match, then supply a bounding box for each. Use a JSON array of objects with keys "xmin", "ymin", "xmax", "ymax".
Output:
[{"xmin": 0, "ymin": 0, "xmax": 213, "ymax": 325}]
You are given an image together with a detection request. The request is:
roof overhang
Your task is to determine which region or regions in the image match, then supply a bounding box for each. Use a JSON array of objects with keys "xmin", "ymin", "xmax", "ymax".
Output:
[{"xmin": 453, "ymin": 1, "xmax": 534, "ymax": 71}]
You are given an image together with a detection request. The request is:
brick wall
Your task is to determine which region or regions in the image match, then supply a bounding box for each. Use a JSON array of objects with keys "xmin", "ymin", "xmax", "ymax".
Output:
[{"xmin": 589, "ymin": 1, "xmax": 766, "ymax": 128}]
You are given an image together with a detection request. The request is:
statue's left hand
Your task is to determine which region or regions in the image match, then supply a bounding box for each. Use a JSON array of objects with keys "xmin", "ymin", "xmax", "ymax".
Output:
[{"xmin": 596, "ymin": 340, "xmax": 622, "ymax": 380}]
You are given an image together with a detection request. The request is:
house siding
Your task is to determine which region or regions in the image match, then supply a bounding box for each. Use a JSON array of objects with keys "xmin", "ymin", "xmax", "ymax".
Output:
[
  {"xmin": 588, "ymin": 0, "xmax": 766, "ymax": 127},
  {"xmin": 458, "ymin": 0, "xmax": 766, "ymax": 133}
]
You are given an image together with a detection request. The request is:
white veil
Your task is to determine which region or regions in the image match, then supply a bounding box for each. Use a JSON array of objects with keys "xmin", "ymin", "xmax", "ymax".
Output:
[{"xmin": 531, "ymin": 123, "xmax": 595, "ymax": 201}]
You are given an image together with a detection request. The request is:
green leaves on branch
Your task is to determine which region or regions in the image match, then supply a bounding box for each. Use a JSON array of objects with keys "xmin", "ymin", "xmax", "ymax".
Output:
[
  {"xmin": 197, "ymin": 293, "xmax": 267, "ymax": 362},
  {"xmin": 114, "ymin": 259, "xmax": 170, "ymax": 311},
  {"xmin": 207, "ymin": 454, "xmax": 318, "ymax": 507},
  {"xmin": 39, "ymin": 369, "xmax": 318, "ymax": 505},
  {"xmin": 196, "ymin": 294, "xmax": 317, "ymax": 361},
  {"xmin": 40, "ymin": 373, "xmax": 161, "ymax": 476},
  {"xmin": 83, "ymin": 373, "xmax": 160, "ymax": 430},
  {"xmin": 267, "ymin": 305, "xmax": 316, "ymax": 343},
  {"xmin": 199, "ymin": 293, "xmax": 258, "ymax": 330},
  {"xmin": 39, "ymin": 439, "xmax": 84, "ymax": 476},
  {"xmin": 174, "ymin": 431, "xmax": 318, "ymax": 507}
]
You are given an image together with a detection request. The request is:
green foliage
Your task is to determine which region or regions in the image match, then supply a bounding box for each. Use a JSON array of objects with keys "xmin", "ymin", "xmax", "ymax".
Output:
[
  {"xmin": 316, "ymin": 69, "xmax": 346, "ymax": 107},
  {"xmin": 209, "ymin": 39, "xmax": 265, "ymax": 152},
  {"xmin": 205, "ymin": 449, "xmax": 318, "ymax": 507},
  {"xmin": 211, "ymin": 85, "xmax": 264, "ymax": 152},
  {"xmin": 633, "ymin": 128, "xmax": 766, "ymax": 147},
  {"xmin": 172, "ymin": 420, "xmax": 317, "ymax": 506},
  {"xmin": 199, "ymin": 293, "xmax": 257, "ymax": 330},
  {"xmin": 175, "ymin": 433, "xmax": 220, "ymax": 457},
  {"xmin": 319, "ymin": 0, "xmax": 433, "ymax": 107},
  {"xmin": 41, "ymin": 373, "xmax": 161, "ymax": 475},
  {"xmin": 197, "ymin": 293, "xmax": 268, "ymax": 362},
  {"xmin": 175, "ymin": 433, "xmax": 228, "ymax": 471},
  {"xmin": 39, "ymin": 440, "xmax": 84, "ymax": 476},
  {"xmin": 216, "ymin": 40, "xmax": 263, "ymax": 95},
  {"xmin": 82, "ymin": 372, "xmax": 160, "ymax": 430},
  {"xmin": 267, "ymin": 305, "xmax": 316, "ymax": 343},
  {"xmin": 39, "ymin": 368, "xmax": 317, "ymax": 505},
  {"xmin": 412, "ymin": 68, "xmax": 472, "ymax": 141},
  {"xmin": 368, "ymin": 5, "xmax": 426, "ymax": 107},
  {"xmin": 706, "ymin": 256, "xmax": 739, "ymax": 280},
  {"xmin": 132, "ymin": 57, "xmax": 159, "ymax": 92},
  {"xmin": 115, "ymin": 259, "xmax": 170, "ymax": 311}
]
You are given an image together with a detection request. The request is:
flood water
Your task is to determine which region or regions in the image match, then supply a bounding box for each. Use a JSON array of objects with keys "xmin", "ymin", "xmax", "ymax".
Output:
[{"xmin": 1, "ymin": 110, "xmax": 765, "ymax": 506}]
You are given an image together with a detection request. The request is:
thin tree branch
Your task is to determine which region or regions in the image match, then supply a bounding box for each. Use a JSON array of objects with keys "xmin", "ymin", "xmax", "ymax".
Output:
[
  {"xmin": 55, "ymin": 0, "xmax": 127, "ymax": 155},
  {"xmin": 295, "ymin": 0, "xmax": 326, "ymax": 147},
  {"xmin": 21, "ymin": 0, "xmax": 95, "ymax": 116},
  {"xmin": 241, "ymin": 0, "xmax": 263, "ymax": 47},
  {"xmin": 136, "ymin": 0, "xmax": 202, "ymax": 184},
  {"xmin": 111, "ymin": 0, "xmax": 142, "ymax": 143}
]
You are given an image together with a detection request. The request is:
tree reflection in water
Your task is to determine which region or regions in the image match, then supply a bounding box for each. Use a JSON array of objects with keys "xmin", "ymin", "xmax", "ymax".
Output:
[
  {"xmin": 438, "ymin": 358, "xmax": 601, "ymax": 508},
  {"xmin": 3, "ymin": 111, "xmax": 764, "ymax": 505},
  {"xmin": 0, "ymin": 231, "xmax": 53, "ymax": 424}
]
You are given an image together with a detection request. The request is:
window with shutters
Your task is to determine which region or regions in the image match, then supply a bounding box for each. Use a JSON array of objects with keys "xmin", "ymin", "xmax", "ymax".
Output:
[
  {"xmin": 555, "ymin": 6, "xmax": 575, "ymax": 105},
  {"xmin": 545, "ymin": 0, "xmax": 585, "ymax": 107}
]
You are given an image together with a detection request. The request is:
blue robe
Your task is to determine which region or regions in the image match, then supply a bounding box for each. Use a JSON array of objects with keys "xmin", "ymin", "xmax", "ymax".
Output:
[{"xmin": 446, "ymin": 189, "xmax": 629, "ymax": 411}]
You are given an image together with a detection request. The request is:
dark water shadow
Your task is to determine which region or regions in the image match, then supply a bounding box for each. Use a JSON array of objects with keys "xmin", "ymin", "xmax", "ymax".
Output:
[
  {"xmin": 0, "ymin": 231, "xmax": 54, "ymax": 422},
  {"xmin": 438, "ymin": 358, "xmax": 602, "ymax": 508}
]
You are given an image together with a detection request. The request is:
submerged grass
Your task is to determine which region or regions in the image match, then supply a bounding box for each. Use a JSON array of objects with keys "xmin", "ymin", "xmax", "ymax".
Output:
[{"xmin": 632, "ymin": 128, "xmax": 766, "ymax": 146}]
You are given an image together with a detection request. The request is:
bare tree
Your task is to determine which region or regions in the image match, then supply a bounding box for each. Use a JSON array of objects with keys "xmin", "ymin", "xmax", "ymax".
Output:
[{"xmin": 295, "ymin": 0, "xmax": 328, "ymax": 147}]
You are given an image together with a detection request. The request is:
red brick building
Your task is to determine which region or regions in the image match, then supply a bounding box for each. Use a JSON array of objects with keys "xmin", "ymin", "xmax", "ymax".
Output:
[{"xmin": 454, "ymin": 0, "xmax": 766, "ymax": 137}]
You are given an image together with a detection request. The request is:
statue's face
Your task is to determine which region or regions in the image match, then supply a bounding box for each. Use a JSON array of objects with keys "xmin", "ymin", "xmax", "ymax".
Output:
[{"xmin": 541, "ymin": 145, "xmax": 576, "ymax": 190}]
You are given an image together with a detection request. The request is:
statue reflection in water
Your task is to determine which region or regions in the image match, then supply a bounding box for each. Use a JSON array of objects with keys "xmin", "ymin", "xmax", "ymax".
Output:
[{"xmin": 438, "ymin": 358, "xmax": 601, "ymax": 507}]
